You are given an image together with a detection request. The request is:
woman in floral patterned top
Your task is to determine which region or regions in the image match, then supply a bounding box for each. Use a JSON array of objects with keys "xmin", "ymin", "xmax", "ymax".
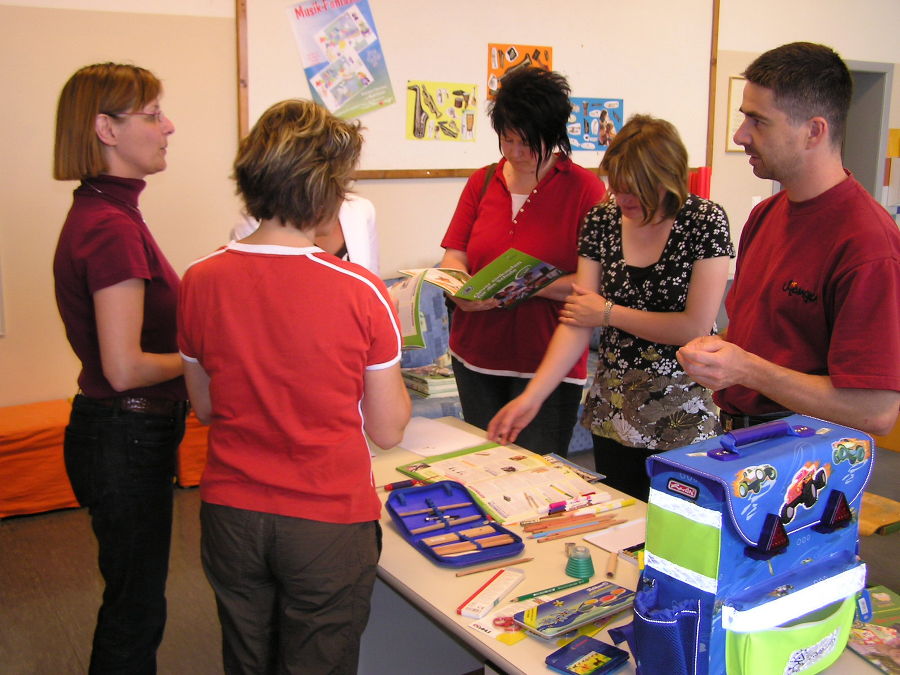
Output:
[{"xmin": 488, "ymin": 115, "xmax": 734, "ymax": 500}]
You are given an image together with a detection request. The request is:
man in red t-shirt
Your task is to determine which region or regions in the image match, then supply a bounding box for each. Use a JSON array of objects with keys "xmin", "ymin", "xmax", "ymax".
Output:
[{"xmin": 678, "ymin": 42, "xmax": 900, "ymax": 436}]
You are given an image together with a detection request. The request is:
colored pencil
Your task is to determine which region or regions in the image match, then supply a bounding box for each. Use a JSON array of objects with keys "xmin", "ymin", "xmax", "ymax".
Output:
[
  {"xmin": 454, "ymin": 557, "xmax": 535, "ymax": 577},
  {"xmin": 409, "ymin": 514, "xmax": 482, "ymax": 535},
  {"xmin": 535, "ymin": 518, "xmax": 627, "ymax": 542}
]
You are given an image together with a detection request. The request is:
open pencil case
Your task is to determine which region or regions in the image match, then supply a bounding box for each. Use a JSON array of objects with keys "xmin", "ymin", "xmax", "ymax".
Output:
[{"xmin": 385, "ymin": 480, "xmax": 524, "ymax": 568}]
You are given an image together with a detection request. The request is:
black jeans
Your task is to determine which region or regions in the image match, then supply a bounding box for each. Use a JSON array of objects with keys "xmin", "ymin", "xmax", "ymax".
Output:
[
  {"xmin": 592, "ymin": 435, "xmax": 658, "ymax": 503},
  {"xmin": 64, "ymin": 395, "xmax": 185, "ymax": 675},
  {"xmin": 451, "ymin": 357, "xmax": 583, "ymax": 457}
]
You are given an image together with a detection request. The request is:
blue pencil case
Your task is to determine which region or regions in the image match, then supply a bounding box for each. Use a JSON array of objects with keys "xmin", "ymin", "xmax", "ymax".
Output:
[{"xmin": 385, "ymin": 480, "xmax": 524, "ymax": 568}]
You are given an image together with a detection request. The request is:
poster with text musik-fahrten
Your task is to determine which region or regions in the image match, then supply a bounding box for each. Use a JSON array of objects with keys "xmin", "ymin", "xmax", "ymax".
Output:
[{"xmin": 287, "ymin": 0, "xmax": 394, "ymax": 119}]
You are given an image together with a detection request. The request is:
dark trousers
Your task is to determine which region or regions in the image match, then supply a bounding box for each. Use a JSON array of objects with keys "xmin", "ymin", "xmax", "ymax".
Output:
[
  {"xmin": 63, "ymin": 395, "xmax": 185, "ymax": 675},
  {"xmin": 200, "ymin": 502, "xmax": 381, "ymax": 675},
  {"xmin": 592, "ymin": 435, "xmax": 659, "ymax": 503},
  {"xmin": 451, "ymin": 357, "xmax": 583, "ymax": 457}
]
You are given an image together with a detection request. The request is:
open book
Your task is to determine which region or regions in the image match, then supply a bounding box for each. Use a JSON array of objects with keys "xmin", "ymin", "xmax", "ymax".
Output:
[
  {"xmin": 390, "ymin": 248, "xmax": 564, "ymax": 349},
  {"xmin": 396, "ymin": 443, "xmax": 608, "ymax": 523},
  {"xmin": 848, "ymin": 585, "xmax": 900, "ymax": 674},
  {"xmin": 403, "ymin": 248, "xmax": 564, "ymax": 304}
]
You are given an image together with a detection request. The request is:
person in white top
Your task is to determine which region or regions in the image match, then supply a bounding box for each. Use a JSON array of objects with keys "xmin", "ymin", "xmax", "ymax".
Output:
[{"xmin": 231, "ymin": 192, "xmax": 380, "ymax": 275}]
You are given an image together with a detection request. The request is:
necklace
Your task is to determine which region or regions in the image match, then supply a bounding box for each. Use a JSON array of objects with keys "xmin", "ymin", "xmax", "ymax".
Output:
[{"xmin": 84, "ymin": 180, "xmax": 145, "ymax": 221}]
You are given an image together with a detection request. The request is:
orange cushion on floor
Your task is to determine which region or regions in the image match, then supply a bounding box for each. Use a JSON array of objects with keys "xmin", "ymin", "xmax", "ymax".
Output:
[
  {"xmin": 0, "ymin": 400, "xmax": 211, "ymax": 517},
  {"xmin": 177, "ymin": 412, "xmax": 209, "ymax": 487},
  {"xmin": 0, "ymin": 399, "xmax": 79, "ymax": 518}
]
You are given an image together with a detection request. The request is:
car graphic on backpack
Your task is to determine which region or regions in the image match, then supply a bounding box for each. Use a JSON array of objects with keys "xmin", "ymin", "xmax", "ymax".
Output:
[
  {"xmin": 832, "ymin": 438, "xmax": 870, "ymax": 465},
  {"xmin": 780, "ymin": 461, "xmax": 829, "ymax": 524},
  {"xmin": 733, "ymin": 464, "xmax": 777, "ymax": 498}
]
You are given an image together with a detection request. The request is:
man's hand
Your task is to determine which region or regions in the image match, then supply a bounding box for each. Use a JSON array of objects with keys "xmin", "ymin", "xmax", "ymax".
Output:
[{"xmin": 677, "ymin": 335, "xmax": 751, "ymax": 390}]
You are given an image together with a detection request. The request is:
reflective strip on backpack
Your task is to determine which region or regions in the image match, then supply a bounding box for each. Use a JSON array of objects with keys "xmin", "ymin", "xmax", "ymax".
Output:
[
  {"xmin": 645, "ymin": 488, "xmax": 722, "ymax": 594},
  {"xmin": 644, "ymin": 550, "xmax": 719, "ymax": 594},
  {"xmin": 720, "ymin": 563, "xmax": 866, "ymax": 633}
]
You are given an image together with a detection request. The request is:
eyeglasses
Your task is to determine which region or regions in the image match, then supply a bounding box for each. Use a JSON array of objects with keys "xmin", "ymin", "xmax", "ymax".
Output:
[{"xmin": 103, "ymin": 110, "xmax": 166, "ymax": 123}]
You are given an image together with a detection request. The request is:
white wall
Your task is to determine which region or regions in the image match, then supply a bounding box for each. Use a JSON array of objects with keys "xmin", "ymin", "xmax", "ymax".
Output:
[
  {"xmin": 1, "ymin": 0, "xmax": 898, "ymax": 407},
  {"xmin": 247, "ymin": 0, "xmax": 716, "ymax": 277},
  {"xmin": 712, "ymin": 0, "xmax": 900, "ymax": 262},
  {"xmin": 0, "ymin": 0, "xmax": 239, "ymax": 406}
]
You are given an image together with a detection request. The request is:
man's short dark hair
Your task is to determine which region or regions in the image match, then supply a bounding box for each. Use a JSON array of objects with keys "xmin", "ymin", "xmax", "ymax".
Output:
[
  {"xmin": 489, "ymin": 67, "xmax": 572, "ymax": 171},
  {"xmin": 743, "ymin": 42, "xmax": 852, "ymax": 148}
]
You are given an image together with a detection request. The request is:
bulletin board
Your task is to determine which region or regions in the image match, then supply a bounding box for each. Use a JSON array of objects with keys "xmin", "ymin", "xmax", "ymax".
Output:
[{"xmin": 241, "ymin": 0, "xmax": 717, "ymax": 178}]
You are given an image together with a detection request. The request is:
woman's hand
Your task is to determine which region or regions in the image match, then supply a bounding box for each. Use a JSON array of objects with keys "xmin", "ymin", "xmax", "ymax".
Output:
[
  {"xmin": 487, "ymin": 394, "xmax": 542, "ymax": 446},
  {"xmin": 559, "ymin": 283, "xmax": 606, "ymax": 327},
  {"xmin": 446, "ymin": 295, "xmax": 500, "ymax": 312}
]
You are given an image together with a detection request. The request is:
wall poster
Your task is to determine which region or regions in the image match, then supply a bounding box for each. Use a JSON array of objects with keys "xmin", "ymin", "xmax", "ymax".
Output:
[
  {"xmin": 406, "ymin": 81, "xmax": 478, "ymax": 141},
  {"xmin": 568, "ymin": 97, "xmax": 624, "ymax": 151},
  {"xmin": 486, "ymin": 43, "xmax": 552, "ymax": 99},
  {"xmin": 287, "ymin": 0, "xmax": 394, "ymax": 119}
]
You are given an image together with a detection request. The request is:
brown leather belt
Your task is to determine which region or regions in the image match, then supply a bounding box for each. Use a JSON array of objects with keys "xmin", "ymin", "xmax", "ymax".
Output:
[
  {"xmin": 719, "ymin": 410, "xmax": 792, "ymax": 432},
  {"xmin": 83, "ymin": 394, "xmax": 188, "ymax": 417}
]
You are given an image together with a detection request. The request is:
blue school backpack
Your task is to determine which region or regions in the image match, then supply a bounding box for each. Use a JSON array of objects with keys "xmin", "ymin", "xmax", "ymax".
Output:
[{"xmin": 627, "ymin": 415, "xmax": 872, "ymax": 675}]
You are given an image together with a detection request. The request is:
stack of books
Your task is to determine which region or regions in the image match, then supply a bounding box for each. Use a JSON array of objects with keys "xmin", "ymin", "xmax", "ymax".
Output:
[{"xmin": 401, "ymin": 365, "xmax": 458, "ymax": 398}]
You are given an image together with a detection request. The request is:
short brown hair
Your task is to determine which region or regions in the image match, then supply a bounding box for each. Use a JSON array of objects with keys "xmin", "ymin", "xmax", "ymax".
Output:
[
  {"xmin": 743, "ymin": 42, "xmax": 852, "ymax": 149},
  {"xmin": 54, "ymin": 63, "xmax": 162, "ymax": 180},
  {"xmin": 600, "ymin": 114, "xmax": 688, "ymax": 224},
  {"xmin": 234, "ymin": 100, "xmax": 363, "ymax": 230}
]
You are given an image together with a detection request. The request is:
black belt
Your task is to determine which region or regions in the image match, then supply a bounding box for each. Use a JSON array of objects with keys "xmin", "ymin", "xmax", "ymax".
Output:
[
  {"xmin": 77, "ymin": 393, "xmax": 188, "ymax": 417},
  {"xmin": 719, "ymin": 410, "xmax": 792, "ymax": 432}
]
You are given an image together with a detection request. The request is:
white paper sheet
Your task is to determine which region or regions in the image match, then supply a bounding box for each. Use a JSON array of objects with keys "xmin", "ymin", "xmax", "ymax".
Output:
[
  {"xmin": 397, "ymin": 417, "xmax": 489, "ymax": 457},
  {"xmin": 582, "ymin": 517, "xmax": 646, "ymax": 552}
]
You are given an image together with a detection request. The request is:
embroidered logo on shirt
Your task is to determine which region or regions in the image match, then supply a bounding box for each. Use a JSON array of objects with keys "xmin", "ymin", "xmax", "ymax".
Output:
[{"xmin": 782, "ymin": 280, "xmax": 817, "ymax": 303}]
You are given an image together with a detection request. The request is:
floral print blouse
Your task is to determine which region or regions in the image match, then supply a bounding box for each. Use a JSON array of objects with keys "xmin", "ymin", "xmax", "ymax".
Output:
[{"xmin": 578, "ymin": 194, "xmax": 735, "ymax": 450}]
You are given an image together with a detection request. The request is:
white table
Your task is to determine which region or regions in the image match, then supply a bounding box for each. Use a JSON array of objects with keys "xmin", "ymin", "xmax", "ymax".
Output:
[{"xmin": 359, "ymin": 417, "xmax": 874, "ymax": 675}]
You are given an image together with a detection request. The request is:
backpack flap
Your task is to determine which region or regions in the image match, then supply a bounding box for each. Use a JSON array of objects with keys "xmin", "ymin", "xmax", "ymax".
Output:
[{"xmin": 647, "ymin": 415, "xmax": 874, "ymax": 551}]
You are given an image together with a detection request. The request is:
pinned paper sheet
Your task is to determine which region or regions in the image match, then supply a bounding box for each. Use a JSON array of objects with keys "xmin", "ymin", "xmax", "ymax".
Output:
[
  {"xmin": 583, "ymin": 517, "xmax": 646, "ymax": 553},
  {"xmin": 397, "ymin": 417, "xmax": 489, "ymax": 457}
]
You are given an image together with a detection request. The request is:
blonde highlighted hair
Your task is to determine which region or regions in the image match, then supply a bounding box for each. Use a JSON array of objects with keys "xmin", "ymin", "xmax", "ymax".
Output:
[
  {"xmin": 234, "ymin": 99, "xmax": 363, "ymax": 231},
  {"xmin": 54, "ymin": 63, "xmax": 161, "ymax": 180},
  {"xmin": 600, "ymin": 114, "xmax": 688, "ymax": 225}
]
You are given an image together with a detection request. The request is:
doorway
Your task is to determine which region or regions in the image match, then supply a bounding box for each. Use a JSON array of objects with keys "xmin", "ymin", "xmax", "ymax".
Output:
[{"xmin": 844, "ymin": 60, "xmax": 894, "ymax": 204}]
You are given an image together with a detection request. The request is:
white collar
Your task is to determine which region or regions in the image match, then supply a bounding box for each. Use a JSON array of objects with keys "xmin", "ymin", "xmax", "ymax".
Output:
[{"xmin": 227, "ymin": 241, "xmax": 325, "ymax": 256}]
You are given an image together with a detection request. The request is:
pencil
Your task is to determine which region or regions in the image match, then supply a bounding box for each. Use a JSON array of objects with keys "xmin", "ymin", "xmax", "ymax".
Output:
[
  {"xmin": 529, "ymin": 515, "xmax": 618, "ymax": 538},
  {"xmin": 396, "ymin": 501, "xmax": 473, "ymax": 517},
  {"xmin": 409, "ymin": 514, "xmax": 482, "ymax": 535},
  {"xmin": 535, "ymin": 518, "xmax": 627, "ymax": 542},
  {"xmin": 454, "ymin": 557, "xmax": 535, "ymax": 577},
  {"xmin": 431, "ymin": 533, "xmax": 514, "ymax": 556},
  {"xmin": 606, "ymin": 551, "xmax": 618, "ymax": 578}
]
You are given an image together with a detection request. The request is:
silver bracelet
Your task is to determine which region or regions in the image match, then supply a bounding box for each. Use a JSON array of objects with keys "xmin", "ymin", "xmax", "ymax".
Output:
[{"xmin": 602, "ymin": 299, "xmax": 614, "ymax": 327}]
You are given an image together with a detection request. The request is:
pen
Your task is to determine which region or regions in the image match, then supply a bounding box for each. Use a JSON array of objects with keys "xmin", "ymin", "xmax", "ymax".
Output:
[
  {"xmin": 382, "ymin": 479, "xmax": 423, "ymax": 491},
  {"xmin": 512, "ymin": 577, "xmax": 590, "ymax": 602},
  {"xmin": 538, "ymin": 495, "xmax": 636, "ymax": 516}
]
